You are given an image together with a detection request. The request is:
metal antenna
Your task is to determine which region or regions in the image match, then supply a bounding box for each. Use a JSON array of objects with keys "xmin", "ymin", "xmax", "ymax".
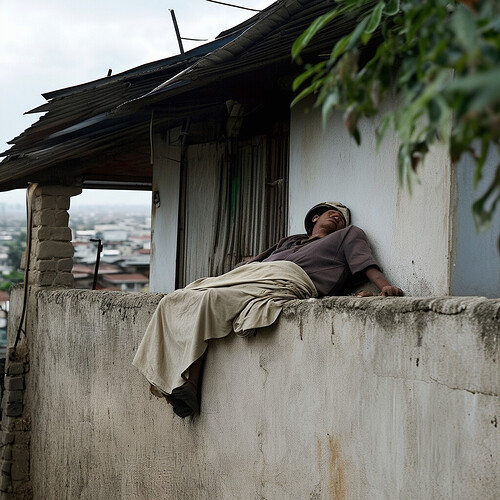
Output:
[{"xmin": 169, "ymin": 9, "xmax": 185, "ymax": 55}]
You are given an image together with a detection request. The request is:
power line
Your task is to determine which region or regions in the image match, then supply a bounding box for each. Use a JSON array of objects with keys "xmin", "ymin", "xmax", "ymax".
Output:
[{"xmin": 205, "ymin": 0, "xmax": 260, "ymax": 12}]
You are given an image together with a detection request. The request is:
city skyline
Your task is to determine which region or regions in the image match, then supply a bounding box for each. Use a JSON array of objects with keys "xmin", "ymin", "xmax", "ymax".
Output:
[{"xmin": 0, "ymin": 188, "xmax": 152, "ymax": 207}]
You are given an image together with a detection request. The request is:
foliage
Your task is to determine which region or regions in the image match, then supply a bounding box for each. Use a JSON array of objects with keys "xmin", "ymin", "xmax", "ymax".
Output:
[
  {"xmin": 292, "ymin": 0, "xmax": 500, "ymax": 230},
  {"xmin": 0, "ymin": 270, "xmax": 24, "ymax": 291}
]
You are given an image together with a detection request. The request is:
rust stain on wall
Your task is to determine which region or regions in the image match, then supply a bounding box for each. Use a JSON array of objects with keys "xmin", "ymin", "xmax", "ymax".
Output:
[{"xmin": 328, "ymin": 434, "xmax": 346, "ymax": 500}]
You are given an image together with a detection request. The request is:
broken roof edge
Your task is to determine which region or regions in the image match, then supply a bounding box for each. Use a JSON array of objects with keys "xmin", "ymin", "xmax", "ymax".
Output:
[
  {"xmin": 118, "ymin": 0, "xmax": 308, "ymax": 109},
  {"xmin": 41, "ymin": 26, "xmax": 247, "ymax": 103}
]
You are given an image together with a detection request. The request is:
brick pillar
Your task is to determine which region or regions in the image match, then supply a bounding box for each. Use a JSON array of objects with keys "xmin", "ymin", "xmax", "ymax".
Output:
[
  {"xmin": 0, "ymin": 343, "xmax": 30, "ymax": 499},
  {"xmin": 0, "ymin": 185, "xmax": 81, "ymax": 499},
  {"xmin": 29, "ymin": 185, "xmax": 82, "ymax": 288}
]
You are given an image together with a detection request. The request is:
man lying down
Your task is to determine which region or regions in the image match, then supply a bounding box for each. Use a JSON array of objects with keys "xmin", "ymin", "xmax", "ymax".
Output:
[{"xmin": 132, "ymin": 202, "xmax": 404, "ymax": 418}]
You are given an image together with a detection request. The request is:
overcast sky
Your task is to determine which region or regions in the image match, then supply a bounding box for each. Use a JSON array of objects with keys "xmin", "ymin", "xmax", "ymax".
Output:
[{"xmin": 0, "ymin": 0, "xmax": 276, "ymax": 208}]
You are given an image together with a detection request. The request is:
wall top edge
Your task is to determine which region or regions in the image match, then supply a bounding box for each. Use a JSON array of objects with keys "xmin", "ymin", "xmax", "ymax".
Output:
[{"xmin": 30, "ymin": 288, "xmax": 500, "ymax": 318}]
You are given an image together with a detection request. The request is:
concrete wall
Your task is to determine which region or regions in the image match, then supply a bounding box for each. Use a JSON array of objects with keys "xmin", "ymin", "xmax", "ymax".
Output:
[
  {"xmin": 450, "ymin": 146, "xmax": 500, "ymax": 297},
  {"xmin": 7, "ymin": 289, "xmax": 498, "ymax": 499},
  {"xmin": 150, "ymin": 129, "xmax": 181, "ymax": 293},
  {"xmin": 290, "ymin": 101, "xmax": 453, "ymax": 297}
]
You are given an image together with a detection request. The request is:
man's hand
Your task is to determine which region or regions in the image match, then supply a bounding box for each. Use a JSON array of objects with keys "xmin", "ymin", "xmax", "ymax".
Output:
[
  {"xmin": 380, "ymin": 285, "xmax": 404, "ymax": 297},
  {"xmin": 364, "ymin": 267, "xmax": 404, "ymax": 297}
]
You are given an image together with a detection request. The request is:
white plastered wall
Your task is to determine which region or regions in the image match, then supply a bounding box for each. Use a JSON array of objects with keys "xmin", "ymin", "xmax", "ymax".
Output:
[
  {"xmin": 289, "ymin": 101, "xmax": 452, "ymax": 296},
  {"xmin": 450, "ymin": 146, "xmax": 500, "ymax": 297},
  {"xmin": 149, "ymin": 129, "xmax": 181, "ymax": 292}
]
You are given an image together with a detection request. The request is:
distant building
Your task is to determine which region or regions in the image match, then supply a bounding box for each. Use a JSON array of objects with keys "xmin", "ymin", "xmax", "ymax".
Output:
[
  {"xmin": 72, "ymin": 262, "xmax": 123, "ymax": 289},
  {"xmin": 94, "ymin": 226, "xmax": 128, "ymax": 242},
  {"xmin": 74, "ymin": 230, "xmax": 96, "ymax": 241},
  {"xmin": 0, "ymin": 291, "xmax": 9, "ymax": 349},
  {"xmin": 117, "ymin": 254, "xmax": 150, "ymax": 278},
  {"xmin": 0, "ymin": 251, "xmax": 9, "ymax": 274},
  {"xmin": 97, "ymin": 273, "xmax": 149, "ymax": 292}
]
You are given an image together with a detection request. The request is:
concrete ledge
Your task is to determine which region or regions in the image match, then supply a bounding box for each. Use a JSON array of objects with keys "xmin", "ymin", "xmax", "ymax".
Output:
[{"xmin": 8, "ymin": 289, "xmax": 499, "ymax": 499}]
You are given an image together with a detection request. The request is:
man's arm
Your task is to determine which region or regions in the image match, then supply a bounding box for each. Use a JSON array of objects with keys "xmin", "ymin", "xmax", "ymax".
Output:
[{"xmin": 364, "ymin": 266, "xmax": 404, "ymax": 296}]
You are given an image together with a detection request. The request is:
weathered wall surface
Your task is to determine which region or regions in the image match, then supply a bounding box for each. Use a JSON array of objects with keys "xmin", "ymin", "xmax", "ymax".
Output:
[
  {"xmin": 289, "ymin": 100, "xmax": 453, "ymax": 297},
  {"xmin": 11, "ymin": 290, "xmax": 500, "ymax": 499},
  {"xmin": 450, "ymin": 146, "xmax": 500, "ymax": 297}
]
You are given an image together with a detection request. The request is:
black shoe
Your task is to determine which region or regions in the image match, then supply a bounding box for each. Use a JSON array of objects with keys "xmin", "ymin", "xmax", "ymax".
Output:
[
  {"xmin": 165, "ymin": 394, "xmax": 196, "ymax": 418},
  {"xmin": 171, "ymin": 384, "xmax": 200, "ymax": 415}
]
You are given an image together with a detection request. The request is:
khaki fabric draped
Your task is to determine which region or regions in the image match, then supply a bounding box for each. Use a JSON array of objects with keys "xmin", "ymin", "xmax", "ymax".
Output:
[{"xmin": 132, "ymin": 261, "xmax": 317, "ymax": 394}]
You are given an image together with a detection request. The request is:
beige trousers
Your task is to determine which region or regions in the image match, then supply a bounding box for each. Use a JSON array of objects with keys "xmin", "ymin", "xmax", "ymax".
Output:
[{"xmin": 132, "ymin": 261, "xmax": 317, "ymax": 394}]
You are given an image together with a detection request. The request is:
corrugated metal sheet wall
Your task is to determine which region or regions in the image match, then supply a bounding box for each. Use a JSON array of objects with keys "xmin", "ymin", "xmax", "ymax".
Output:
[{"xmin": 180, "ymin": 129, "xmax": 288, "ymax": 286}]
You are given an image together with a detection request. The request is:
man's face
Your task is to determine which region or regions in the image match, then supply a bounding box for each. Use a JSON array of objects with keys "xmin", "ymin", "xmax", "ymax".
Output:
[{"xmin": 311, "ymin": 209, "xmax": 346, "ymax": 234}]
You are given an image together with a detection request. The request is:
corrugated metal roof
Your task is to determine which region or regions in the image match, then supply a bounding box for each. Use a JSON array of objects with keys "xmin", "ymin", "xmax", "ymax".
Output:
[{"xmin": 0, "ymin": 0, "xmax": 360, "ymax": 191}]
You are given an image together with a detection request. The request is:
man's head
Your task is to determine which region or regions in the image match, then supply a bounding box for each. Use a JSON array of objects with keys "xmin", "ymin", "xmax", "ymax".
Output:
[{"xmin": 304, "ymin": 202, "xmax": 350, "ymax": 236}]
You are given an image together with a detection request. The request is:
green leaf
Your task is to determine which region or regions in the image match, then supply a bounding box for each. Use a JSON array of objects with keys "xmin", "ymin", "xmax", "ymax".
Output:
[
  {"xmin": 321, "ymin": 87, "xmax": 341, "ymax": 127},
  {"xmin": 330, "ymin": 34, "xmax": 352, "ymax": 61},
  {"xmin": 434, "ymin": 95, "xmax": 452, "ymax": 143},
  {"xmin": 474, "ymin": 136, "xmax": 490, "ymax": 188},
  {"xmin": 446, "ymin": 68, "xmax": 500, "ymax": 93},
  {"xmin": 447, "ymin": 69, "xmax": 500, "ymax": 112},
  {"xmin": 481, "ymin": 16, "xmax": 500, "ymax": 33},
  {"xmin": 292, "ymin": 61, "xmax": 326, "ymax": 91},
  {"xmin": 384, "ymin": 0, "xmax": 399, "ymax": 16},
  {"xmin": 330, "ymin": 16, "xmax": 369, "ymax": 62},
  {"xmin": 346, "ymin": 16, "xmax": 370, "ymax": 52},
  {"xmin": 292, "ymin": 9, "xmax": 342, "ymax": 60},
  {"xmin": 472, "ymin": 162, "xmax": 500, "ymax": 232},
  {"xmin": 376, "ymin": 113, "xmax": 392, "ymax": 150},
  {"xmin": 398, "ymin": 145, "xmax": 412, "ymax": 192},
  {"xmin": 427, "ymin": 98, "xmax": 441, "ymax": 124},
  {"xmin": 352, "ymin": 128, "xmax": 361, "ymax": 145},
  {"xmin": 365, "ymin": 2, "xmax": 385, "ymax": 34},
  {"xmin": 451, "ymin": 5, "xmax": 477, "ymax": 51},
  {"xmin": 290, "ymin": 78, "xmax": 325, "ymax": 108}
]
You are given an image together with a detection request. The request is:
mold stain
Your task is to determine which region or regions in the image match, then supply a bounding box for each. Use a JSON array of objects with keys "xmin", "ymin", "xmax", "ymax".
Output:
[
  {"xmin": 328, "ymin": 434, "xmax": 346, "ymax": 500},
  {"xmin": 317, "ymin": 437, "xmax": 322, "ymax": 461}
]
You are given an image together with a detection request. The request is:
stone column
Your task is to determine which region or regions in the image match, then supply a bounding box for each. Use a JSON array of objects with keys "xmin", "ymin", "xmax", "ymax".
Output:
[{"xmin": 0, "ymin": 184, "xmax": 81, "ymax": 499}]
